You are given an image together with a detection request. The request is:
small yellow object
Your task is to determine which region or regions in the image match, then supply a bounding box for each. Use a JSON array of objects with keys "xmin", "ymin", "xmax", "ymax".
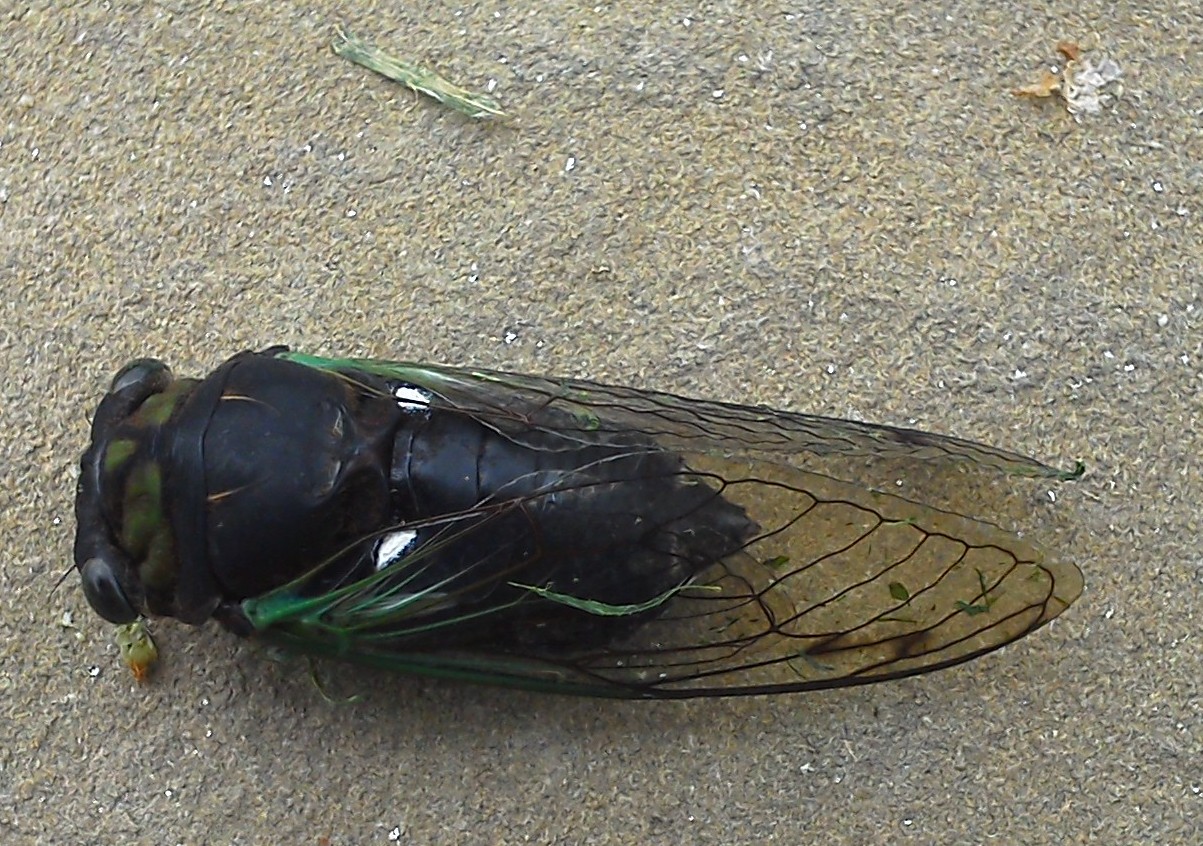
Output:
[{"xmin": 115, "ymin": 620, "xmax": 159, "ymax": 683}]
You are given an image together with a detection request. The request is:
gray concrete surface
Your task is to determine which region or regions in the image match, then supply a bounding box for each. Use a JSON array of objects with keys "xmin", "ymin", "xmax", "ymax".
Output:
[{"xmin": 2, "ymin": 1, "xmax": 1199, "ymax": 844}]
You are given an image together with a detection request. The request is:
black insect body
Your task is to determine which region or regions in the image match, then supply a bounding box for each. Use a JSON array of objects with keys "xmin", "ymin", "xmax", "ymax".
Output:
[{"xmin": 75, "ymin": 348, "xmax": 1083, "ymax": 698}]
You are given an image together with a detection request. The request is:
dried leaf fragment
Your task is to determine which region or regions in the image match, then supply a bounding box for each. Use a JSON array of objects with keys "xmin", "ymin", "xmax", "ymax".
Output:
[
  {"xmin": 1063, "ymin": 56, "xmax": 1123, "ymax": 115},
  {"xmin": 1014, "ymin": 43, "xmax": 1122, "ymax": 118},
  {"xmin": 1056, "ymin": 41, "xmax": 1083, "ymax": 62},
  {"xmin": 1014, "ymin": 69, "xmax": 1062, "ymax": 98}
]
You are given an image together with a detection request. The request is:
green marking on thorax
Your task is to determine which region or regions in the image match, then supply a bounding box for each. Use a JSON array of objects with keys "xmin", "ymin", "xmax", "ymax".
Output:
[
  {"xmin": 120, "ymin": 462, "xmax": 163, "ymax": 555},
  {"xmin": 117, "ymin": 460, "xmax": 177, "ymax": 593},
  {"xmin": 137, "ymin": 380, "xmax": 195, "ymax": 425},
  {"xmin": 103, "ymin": 438, "xmax": 138, "ymax": 474}
]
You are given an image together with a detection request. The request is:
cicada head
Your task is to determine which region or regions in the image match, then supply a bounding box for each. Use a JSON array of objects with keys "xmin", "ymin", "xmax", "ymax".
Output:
[
  {"xmin": 76, "ymin": 351, "xmax": 401, "ymax": 627},
  {"xmin": 75, "ymin": 358, "xmax": 195, "ymax": 625}
]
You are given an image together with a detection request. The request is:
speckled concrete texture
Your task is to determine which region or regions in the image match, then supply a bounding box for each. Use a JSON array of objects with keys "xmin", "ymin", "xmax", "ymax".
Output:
[{"xmin": 2, "ymin": 2, "xmax": 1199, "ymax": 844}]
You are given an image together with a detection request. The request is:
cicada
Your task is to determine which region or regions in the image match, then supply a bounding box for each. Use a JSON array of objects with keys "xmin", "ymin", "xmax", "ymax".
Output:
[{"xmin": 74, "ymin": 347, "xmax": 1083, "ymax": 698}]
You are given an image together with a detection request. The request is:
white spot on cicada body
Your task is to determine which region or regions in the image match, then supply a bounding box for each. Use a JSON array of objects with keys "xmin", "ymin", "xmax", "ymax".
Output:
[
  {"xmin": 375, "ymin": 529, "xmax": 418, "ymax": 571},
  {"xmin": 392, "ymin": 384, "xmax": 431, "ymax": 412}
]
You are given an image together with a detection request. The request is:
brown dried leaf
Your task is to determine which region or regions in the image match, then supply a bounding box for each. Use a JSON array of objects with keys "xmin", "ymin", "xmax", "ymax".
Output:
[
  {"xmin": 1013, "ymin": 70, "xmax": 1062, "ymax": 98},
  {"xmin": 1056, "ymin": 41, "xmax": 1083, "ymax": 62}
]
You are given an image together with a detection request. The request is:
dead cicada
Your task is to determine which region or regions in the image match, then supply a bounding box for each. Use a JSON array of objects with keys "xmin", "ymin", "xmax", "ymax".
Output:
[{"xmin": 74, "ymin": 347, "xmax": 1083, "ymax": 698}]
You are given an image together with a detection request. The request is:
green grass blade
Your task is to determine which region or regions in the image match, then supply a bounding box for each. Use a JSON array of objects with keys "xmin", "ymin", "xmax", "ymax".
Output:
[{"xmin": 332, "ymin": 26, "xmax": 504, "ymax": 119}]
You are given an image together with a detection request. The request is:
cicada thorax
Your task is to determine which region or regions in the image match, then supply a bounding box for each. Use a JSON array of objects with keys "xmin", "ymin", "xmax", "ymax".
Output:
[
  {"xmin": 193, "ymin": 355, "xmax": 401, "ymax": 605},
  {"xmin": 79, "ymin": 353, "xmax": 403, "ymax": 624}
]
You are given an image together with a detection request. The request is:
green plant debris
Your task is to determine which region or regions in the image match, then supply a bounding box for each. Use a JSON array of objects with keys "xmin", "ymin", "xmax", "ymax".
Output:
[
  {"xmin": 509, "ymin": 581, "xmax": 707, "ymax": 617},
  {"xmin": 955, "ymin": 569, "xmax": 996, "ymax": 617},
  {"xmin": 333, "ymin": 27, "xmax": 504, "ymax": 119},
  {"xmin": 115, "ymin": 620, "xmax": 158, "ymax": 683},
  {"xmin": 881, "ymin": 581, "xmax": 919, "ymax": 622}
]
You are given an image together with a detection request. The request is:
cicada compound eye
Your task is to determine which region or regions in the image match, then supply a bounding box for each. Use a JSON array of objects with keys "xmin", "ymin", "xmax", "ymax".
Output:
[
  {"xmin": 80, "ymin": 556, "xmax": 139, "ymax": 624},
  {"xmin": 110, "ymin": 358, "xmax": 172, "ymax": 397}
]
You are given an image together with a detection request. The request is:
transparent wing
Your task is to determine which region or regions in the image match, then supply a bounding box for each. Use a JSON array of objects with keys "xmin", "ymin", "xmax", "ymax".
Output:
[
  {"xmin": 245, "ymin": 353, "xmax": 1083, "ymax": 698},
  {"xmin": 285, "ymin": 352, "xmax": 1084, "ymax": 479}
]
